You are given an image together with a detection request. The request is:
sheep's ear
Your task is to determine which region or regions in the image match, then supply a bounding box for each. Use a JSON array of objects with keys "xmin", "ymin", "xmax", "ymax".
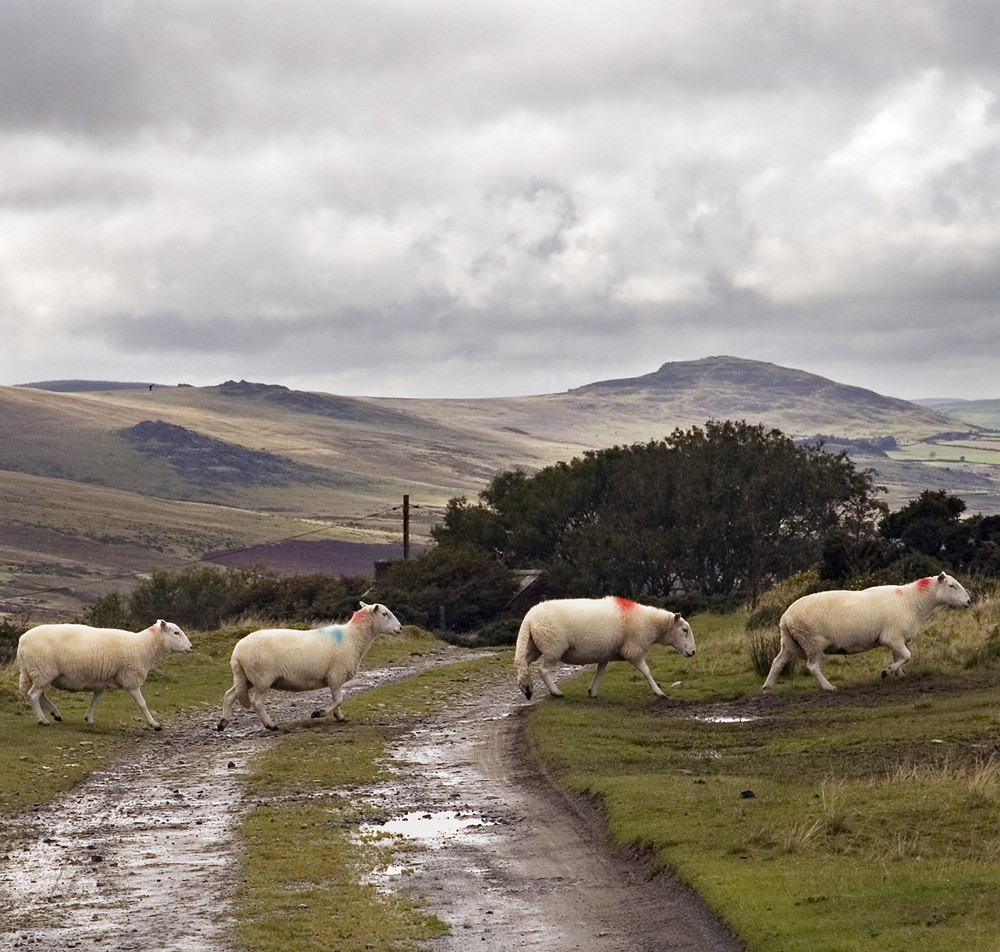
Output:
[
  {"xmin": 360, "ymin": 601, "xmax": 371, "ymax": 609},
  {"xmin": 156, "ymin": 619, "xmax": 166, "ymax": 629},
  {"xmin": 937, "ymin": 572, "xmax": 947, "ymax": 582}
]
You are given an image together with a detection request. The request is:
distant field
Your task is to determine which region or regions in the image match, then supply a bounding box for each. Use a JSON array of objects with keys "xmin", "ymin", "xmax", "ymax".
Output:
[{"xmin": 888, "ymin": 438, "xmax": 1000, "ymax": 465}]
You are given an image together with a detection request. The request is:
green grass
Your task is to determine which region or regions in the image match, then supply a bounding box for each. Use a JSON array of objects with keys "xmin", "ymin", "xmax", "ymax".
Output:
[
  {"xmin": 524, "ymin": 594, "xmax": 1000, "ymax": 952},
  {"xmin": 232, "ymin": 651, "xmax": 507, "ymax": 952},
  {"xmin": 5, "ymin": 593, "xmax": 1000, "ymax": 951}
]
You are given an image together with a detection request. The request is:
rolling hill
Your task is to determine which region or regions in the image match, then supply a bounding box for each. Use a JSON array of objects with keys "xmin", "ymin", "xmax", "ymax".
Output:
[{"xmin": 3, "ymin": 355, "xmax": 998, "ymax": 620}]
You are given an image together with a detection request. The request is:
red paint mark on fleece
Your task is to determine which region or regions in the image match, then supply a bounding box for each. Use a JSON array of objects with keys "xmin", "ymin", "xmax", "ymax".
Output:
[
  {"xmin": 613, "ymin": 597, "xmax": 640, "ymax": 615},
  {"xmin": 915, "ymin": 577, "xmax": 934, "ymax": 590},
  {"xmin": 350, "ymin": 606, "xmax": 372, "ymax": 624}
]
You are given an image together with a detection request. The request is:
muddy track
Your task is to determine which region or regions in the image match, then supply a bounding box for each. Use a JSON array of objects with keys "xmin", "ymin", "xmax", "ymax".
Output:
[{"xmin": 0, "ymin": 649, "xmax": 743, "ymax": 952}]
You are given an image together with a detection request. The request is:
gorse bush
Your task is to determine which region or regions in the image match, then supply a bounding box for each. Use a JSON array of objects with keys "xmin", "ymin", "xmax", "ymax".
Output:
[
  {"xmin": 0, "ymin": 616, "xmax": 28, "ymax": 666},
  {"xmin": 372, "ymin": 544, "xmax": 518, "ymax": 632},
  {"xmin": 82, "ymin": 566, "xmax": 374, "ymax": 631}
]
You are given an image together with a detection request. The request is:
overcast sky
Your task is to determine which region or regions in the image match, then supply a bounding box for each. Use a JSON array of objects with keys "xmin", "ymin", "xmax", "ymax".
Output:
[{"xmin": 2, "ymin": 1, "xmax": 999, "ymax": 401}]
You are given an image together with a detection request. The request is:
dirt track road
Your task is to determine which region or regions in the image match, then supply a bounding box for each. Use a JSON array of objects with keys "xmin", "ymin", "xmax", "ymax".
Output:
[{"xmin": 0, "ymin": 648, "xmax": 743, "ymax": 952}]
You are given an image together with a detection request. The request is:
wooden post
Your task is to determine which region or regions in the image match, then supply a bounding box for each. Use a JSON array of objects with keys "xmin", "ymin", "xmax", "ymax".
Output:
[{"xmin": 403, "ymin": 494, "xmax": 410, "ymax": 559}]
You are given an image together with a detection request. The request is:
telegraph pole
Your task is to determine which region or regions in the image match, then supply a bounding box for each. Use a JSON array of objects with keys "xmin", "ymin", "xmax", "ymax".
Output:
[{"xmin": 402, "ymin": 494, "xmax": 410, "ymax": 559}]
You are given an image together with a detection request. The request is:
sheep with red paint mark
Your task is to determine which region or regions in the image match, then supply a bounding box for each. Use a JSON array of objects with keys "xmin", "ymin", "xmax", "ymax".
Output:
[
  {"xmin": 17, "ymin": 620, "xmax": 192, "ymax": 729},
  {"xmin": 217, "ymin": 602, "xmax": 402, "ymax": 731},
  {"xmin": 514, "ymin": 596, "xmax": 695, "ymax": 700},
  {"xmin": 763, "ymin": 572, "xmax": 972, "ymax": 692}
]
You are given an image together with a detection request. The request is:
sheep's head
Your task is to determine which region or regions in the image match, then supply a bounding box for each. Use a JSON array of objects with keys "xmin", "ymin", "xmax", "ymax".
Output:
[
  {"xmin": 664, "ymin": 615, "xmax": 696, "ymax": 657},
  {"xmin": 358, "ymin": 601, "xmax": 403, "ymax": 636},
  {"xmin": 155, "ymin": 619, "xmax": 193, "ymax": 653},
  {"xmin": 935, "ymin": 572, "xmax": 972, "ymax": 609}
]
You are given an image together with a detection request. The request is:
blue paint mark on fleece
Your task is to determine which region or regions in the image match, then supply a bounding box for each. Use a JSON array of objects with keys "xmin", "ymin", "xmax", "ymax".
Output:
[{"xmin": 315, "ymin": 625, "xmax": 345, "ymax": 643}]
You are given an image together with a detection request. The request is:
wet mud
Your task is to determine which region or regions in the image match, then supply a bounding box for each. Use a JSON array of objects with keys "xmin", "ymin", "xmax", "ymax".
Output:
[{"xmin": 0, "ymin": 650, "xmax": 743, "ymax": 951}]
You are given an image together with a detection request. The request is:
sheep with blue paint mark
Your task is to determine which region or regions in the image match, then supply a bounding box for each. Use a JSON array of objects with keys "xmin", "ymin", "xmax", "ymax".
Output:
[{"xmin": 216, "ymin": 602, "xmax": 402, "ymax": 731}]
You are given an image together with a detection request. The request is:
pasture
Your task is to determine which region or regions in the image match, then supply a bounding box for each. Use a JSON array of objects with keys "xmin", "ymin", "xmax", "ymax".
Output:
[{"xmin": 2, "ymin": 588, "xmax": 1000, "ymax": 950}]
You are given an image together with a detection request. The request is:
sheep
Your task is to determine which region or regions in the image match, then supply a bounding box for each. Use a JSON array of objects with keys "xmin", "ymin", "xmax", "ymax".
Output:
[
  {"xmin": 216, "ymin": 601, "xmax": 402, "ymax": 731},
  {"xmin": 16, "ymin": 619, "xmax": 193, "ymax": 729},
  {"xmin": 762, "ymin": 572, "xmax": 972, "ymax": 692},
  {"xmin": 514, "ymin": 596, "xmax": 695, "ymax": 700}
]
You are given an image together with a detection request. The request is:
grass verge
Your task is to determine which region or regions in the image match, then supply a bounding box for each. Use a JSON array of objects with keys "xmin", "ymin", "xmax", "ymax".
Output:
[
  {"xmin": 232, "ymin": 650, "xmax": 509, "ymax": 952},
  {"xmin": 525, "ymin": 607, "xmax": 1000, "ymax": 952}
]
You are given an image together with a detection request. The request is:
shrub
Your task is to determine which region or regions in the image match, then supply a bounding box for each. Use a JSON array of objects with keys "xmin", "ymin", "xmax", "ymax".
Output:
[
  {"xmin": 82, "ymin": 565, "xmax": 374, "ymax": 632},
  {"xmin": 748, "ymin": 631, "xmax": 784, "ymax": 678},
  {"xmin": 468, "ymin": 617, "xmax": 521, "ymax": 647},
  {"xmin": 0, "ymin": 615, "xmax": 28, "ymax": 666},
  {"xmin": 372, "ymin": 545, "xmax": 518, "ymax": 633},
  {"xmin": 745, "ymin": 604, "xmax": 784, "ymax": 631}
]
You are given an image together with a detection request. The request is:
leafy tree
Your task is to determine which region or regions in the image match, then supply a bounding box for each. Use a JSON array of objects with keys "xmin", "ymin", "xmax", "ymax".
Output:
[
  {"xmin": 880, "ymin": 489, "xmax": 966, "ymax": 557},
  {"xmin": 434, "ymin": 420, "xmax": 883, "ymax": 604}
]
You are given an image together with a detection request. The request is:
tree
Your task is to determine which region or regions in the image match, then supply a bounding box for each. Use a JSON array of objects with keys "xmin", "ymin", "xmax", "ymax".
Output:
[
  {"xmin": 434, "ymin": 420, "xmax": 883, "ymax": 604},
  {"xmin": 880, "ymin": 489, "xmax": 966, "ymax": 557}
]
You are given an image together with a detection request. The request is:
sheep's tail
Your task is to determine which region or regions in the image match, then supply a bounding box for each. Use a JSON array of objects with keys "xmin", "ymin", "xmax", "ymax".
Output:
[
  {"xmin": 230, "ymin": 658, "xmax": 252, "ymax": 709},
  {"xmin": 513, "ymin": 618, "xmax": 534, "ymax": 700},
  {"xmin": 17, "ymin": 664, "xmax": 30, "ymax": 698},
  {"xmin": 778, "ymin": 616, "xmax": 806, "ymax": 659}
]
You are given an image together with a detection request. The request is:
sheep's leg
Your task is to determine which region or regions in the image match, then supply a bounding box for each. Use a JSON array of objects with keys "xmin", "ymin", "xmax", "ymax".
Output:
[
  {"xmin": 40, "ymin": 693, "xmax": 62, "ymax": 722},
  {"xmin": 587, "ymin": 662, "xmax": 609, "ymax": 698},
  {"xmin": 313, "ymin": 683, "xmax": 346, "ymax": 721},
  {"xmin": 217, "ymin": 685, "xmax": 238, "ymax": 731},
  {"xmin": 126, "ymin": 687, "xmax": 162, "ymax": 730},
  {"xmin": 537, "ymin": 657, "xmax": 564, "ymax": 697},
  {"xmin": 84, "ymin": 690, "xmax": 105, "ymax": 725},
  {"xmin": 25, "ymin": 684, "xmax": 51, "ymax": 726},
  {"xmin": 763, "ymin": 644, "xmax": 795, "ymax": 690},
  {"xmin": 804, "ymin": 654, "xmax": 837, "ymax": 691},
  {"xmin": 249, "ymin": 686, "xmax": 278, "ymax": 731},
  {"xmin": 630, "ymin": 657, "xmax": 666, "ymax": 697},
  {"xmin": 881, "ymin": 636, "xmax": 911, "ymax": 679}
]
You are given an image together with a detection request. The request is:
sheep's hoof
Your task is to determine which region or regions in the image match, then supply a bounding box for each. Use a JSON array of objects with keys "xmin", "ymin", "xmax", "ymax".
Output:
[
  {"xmin": 265, "ymin": 723, "xmax": 278, "ymax": 732},
  {"xmin": 881, "ymin": 669, "xmax": 888, "ymax": 679},
  {"xmin": 152, "ymin": 724, "xmax": 163, "ymax": 732},
  {"xmin": 521, "ymin": 686, "xmax": 532, "ymax": 700},
  {"xmin": 216, "ymin": 720, "xmax": 228, "ymax": 732},
  {"xmin": 53, "ymin": 714, "xmax": 62, "ymax": 722},
  {"xmin": 310, "ymin": 710, "xmax": 324, "ymax": 719}
]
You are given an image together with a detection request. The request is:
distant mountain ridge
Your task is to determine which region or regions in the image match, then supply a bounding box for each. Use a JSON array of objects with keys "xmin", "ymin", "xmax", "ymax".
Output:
[{"xmin": 4, "ymin": 355, "xmax": 1000, "ymax": 619}]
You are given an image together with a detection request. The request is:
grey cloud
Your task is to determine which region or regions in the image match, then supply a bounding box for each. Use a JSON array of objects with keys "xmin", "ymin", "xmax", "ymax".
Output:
[{"xmin": 3, "ymin": 1, "xmax": 1000, "ymax": 400}]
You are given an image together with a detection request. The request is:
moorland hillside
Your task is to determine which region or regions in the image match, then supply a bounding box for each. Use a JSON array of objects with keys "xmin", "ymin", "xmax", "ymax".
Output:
[{"xmin": 4, "ymin": 355, "xmax": 999, "ymax": 619}]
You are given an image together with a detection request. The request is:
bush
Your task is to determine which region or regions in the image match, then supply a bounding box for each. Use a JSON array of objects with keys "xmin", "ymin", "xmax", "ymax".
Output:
[
  {"xmin": 372, "ymin": 545, "xmax": 518, "ymax": 633},
  {"xmin": 745, "ymin": 604, "xmax": 784, "ymax": 631},
  {"xmin": 0, "ymin": 615, "xmax": 28, "ymax": 666},
  {"xmin": 82, "ymin": 565, "xmax": 374, "ymax": 632},
  {"xmin": 747, "ymin": 630, "xmax": 798, "ymax": 679},
  {"xmin": 468, "ymin": 617, "xmax": 521, "ymax": 647}
]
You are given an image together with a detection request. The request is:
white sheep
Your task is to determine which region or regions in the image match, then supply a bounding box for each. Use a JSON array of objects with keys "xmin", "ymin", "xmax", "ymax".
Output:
[
  {"xmin": 216, "ymin": 601, "xmax": 402, "ymax": 731},
  {"xmin": 17, "ymin": 619, "xmax": 193, "ymax": 729},
  {"xmin": 514, "ymin": 596, "xmax": 695, "ymax": 700},
  {"xmin": 762, "ymin": 572, "xmax": 972, "ymax": 692}
]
